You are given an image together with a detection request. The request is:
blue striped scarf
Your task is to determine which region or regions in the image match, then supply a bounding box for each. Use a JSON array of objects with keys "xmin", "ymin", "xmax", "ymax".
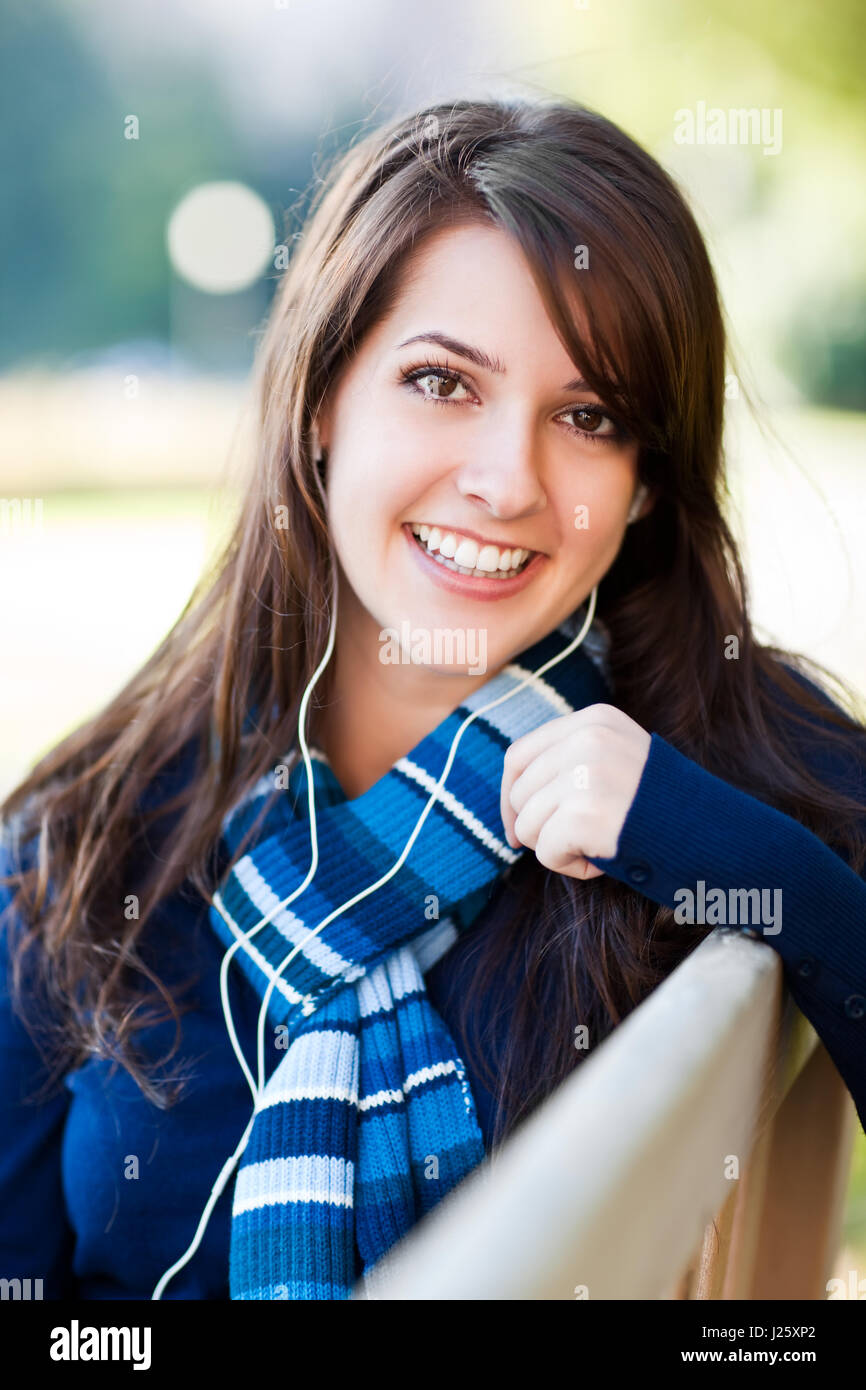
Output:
[{"xmin": 209, "ymin": 613, "xmax": 610, "ymax": 1299}]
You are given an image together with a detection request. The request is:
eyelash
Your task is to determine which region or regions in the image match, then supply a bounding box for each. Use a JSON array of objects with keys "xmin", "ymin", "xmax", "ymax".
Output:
[{"xmin": 398, "ymin": 358, "xmax": 627, "ymax": 446}]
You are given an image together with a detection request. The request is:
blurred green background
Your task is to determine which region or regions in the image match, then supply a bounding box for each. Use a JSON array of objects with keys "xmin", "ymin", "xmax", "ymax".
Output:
[{"xmin": 1, "ymin": 0, "xmax": 864, "ymax": 1289}]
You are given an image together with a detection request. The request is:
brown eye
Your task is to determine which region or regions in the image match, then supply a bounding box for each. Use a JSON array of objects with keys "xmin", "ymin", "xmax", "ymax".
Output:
[
  {"xmin": 573, "ymin": 406, "xmax": 608, "ymax": 432},
  {"xmin": 419, "ymin": 372, "xmax": 461, "ymax": 398},
  {"xmin": 401, "ymin": 362, "xmax": 474, "ymax": 403},
  {"xmin": 561, "ymin": 403, "xmax": 621, "ymax": 442}
]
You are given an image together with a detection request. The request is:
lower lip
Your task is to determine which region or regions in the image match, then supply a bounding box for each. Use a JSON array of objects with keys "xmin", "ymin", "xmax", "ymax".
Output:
[{"xmin": 402, "ymin": 524, "xmax": 546, "ymax": 601}]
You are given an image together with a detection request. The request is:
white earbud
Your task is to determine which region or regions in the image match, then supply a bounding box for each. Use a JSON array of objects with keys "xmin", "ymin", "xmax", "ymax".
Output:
[
  {"xmin": 310, "ymin": 421, "xmax": 322, "ymax": 463},
  {"xmin": 627, "ymin": 482, "xmax": 648, "ymax": 525}
]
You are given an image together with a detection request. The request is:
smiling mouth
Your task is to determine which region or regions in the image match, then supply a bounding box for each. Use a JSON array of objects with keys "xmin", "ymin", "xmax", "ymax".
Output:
[{"xmin": 408, "ymin": 523, "xmax": 536, "ymax": 579}]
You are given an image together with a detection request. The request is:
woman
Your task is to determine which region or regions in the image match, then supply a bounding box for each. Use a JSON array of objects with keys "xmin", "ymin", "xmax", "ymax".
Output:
[{"xmin": 2, "ymin": 98, "xmax": 865, "ymax": 1302}]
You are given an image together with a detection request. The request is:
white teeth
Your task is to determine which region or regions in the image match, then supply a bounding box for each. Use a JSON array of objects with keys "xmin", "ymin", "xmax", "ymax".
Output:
[
  {"xmin": 408, "ymin": 524, "xmax": 533, "ymax": 578},
  {"xmin": 453, "ymin": 538, "xmax": 479, "ymax": 569},
  {"xmin": 438, "ymin": 532, "xmax": 457, "ymax": 559}
]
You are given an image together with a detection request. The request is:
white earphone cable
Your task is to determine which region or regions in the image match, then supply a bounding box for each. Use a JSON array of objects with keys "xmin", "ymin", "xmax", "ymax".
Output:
[{"xmin": 152, "ymin": 573, "xmax": 598, "ymax": 1298}]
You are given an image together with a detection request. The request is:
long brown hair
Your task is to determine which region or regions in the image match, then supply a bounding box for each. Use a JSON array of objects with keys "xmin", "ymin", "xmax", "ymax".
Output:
[{"xmin": 3, "ymin": 98, "xmax": 865, "ymax": 1147}]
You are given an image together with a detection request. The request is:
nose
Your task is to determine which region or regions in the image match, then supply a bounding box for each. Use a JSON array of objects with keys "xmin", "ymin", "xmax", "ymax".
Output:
[{"xmin": 455, "ymin": 412, "xmax": 547, "ymax": 519}]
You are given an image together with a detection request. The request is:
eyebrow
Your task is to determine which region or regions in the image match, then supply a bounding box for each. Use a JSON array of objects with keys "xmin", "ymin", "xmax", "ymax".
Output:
[{"xmin": 396, "ymin": 331, "xmax": 591, "ymax": 393}]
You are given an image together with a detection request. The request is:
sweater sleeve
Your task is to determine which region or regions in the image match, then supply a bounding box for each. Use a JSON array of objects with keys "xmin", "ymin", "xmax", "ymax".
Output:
[
  {"xmin": 588, "ymin": 732, "xmax": 866, "ymax": 1135},
  {"xmin": 0, "ymin": 840, "xmax": 77, "ymax": 1298}
]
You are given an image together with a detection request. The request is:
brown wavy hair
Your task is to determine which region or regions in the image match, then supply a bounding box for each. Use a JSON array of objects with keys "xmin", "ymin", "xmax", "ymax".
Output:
[{"xmin": 3, "ymin": 97, "xmax": 865, "ymax": 1147}]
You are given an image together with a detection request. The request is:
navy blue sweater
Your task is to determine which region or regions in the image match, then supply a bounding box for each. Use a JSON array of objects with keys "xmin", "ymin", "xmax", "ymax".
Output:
[{"xmin": 1, "ymin": 680, "xmax": 865, "ymax": 1299}]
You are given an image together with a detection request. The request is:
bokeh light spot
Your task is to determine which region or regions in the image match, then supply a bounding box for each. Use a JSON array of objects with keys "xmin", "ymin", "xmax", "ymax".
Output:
[{"xmin": 166, "ymin": 181, "xmax": 274, "ymax": 293}]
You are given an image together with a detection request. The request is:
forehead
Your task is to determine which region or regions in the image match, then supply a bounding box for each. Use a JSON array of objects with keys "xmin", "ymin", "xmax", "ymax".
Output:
[{"xmin": 366, "ymin": 221, "xmax": 592, "ymax": 374}]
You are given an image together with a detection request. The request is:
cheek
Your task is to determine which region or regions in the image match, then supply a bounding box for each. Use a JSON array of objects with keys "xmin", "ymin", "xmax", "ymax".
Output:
[
  {"xmin": 325, "ymin": 445, "xmax": 422, "ymax": 573},
  {"xmin": 558, "ymin": 460, "xmax": 635, "ymax": 549},
  {"xmin": 367, "ymin": 453, "xmax": 446, "ymax": 532}
]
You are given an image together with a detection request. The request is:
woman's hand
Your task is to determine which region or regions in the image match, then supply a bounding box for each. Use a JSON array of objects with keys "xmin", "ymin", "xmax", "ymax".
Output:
[{"xmin": 499, "ymin": 704, "xmax": 652, "ymax": 881}]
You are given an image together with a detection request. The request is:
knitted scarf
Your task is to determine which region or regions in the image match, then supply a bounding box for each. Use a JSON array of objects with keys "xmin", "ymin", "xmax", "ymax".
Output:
[{"xmin": 209, "ymin": 613, "xmax": 610, "ymax": 1300}]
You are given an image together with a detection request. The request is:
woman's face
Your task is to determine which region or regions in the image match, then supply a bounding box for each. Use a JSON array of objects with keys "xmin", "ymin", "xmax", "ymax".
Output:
[{"xmin": 316, "ymin": 221, "xmax": 644, "ymax": 681}]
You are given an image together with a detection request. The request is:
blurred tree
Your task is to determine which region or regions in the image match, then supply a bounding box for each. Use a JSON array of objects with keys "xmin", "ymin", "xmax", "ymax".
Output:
[
  {"xmin": 0, "ymin": 0, "xmax": 305, "ymax": 369},
  {"xmin": 780, "ymin": 283, "xmax": 866, "ymax": 411},
  {"xmin": 693, "ymin": 0, "xmax": 866, "ymax": 105}
]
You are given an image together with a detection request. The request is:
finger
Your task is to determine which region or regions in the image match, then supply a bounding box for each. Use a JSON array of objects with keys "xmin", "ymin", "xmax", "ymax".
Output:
[
  {"xmin": 501, "ymin": 720, "xmax": 566, "ymax": 843},
  {"xmin": 501, "ymin": 773, "xmax": 517, "ymax": 847},
  {"xmin": 500, "ymin": 705, "xmax": 622, "ymax": 846},
  {"xmin": 561, "ymin": 857, "xmax": 606, "ymax": 881},
  {"xmin": 503, "ymin": 702, "xmax": 618, "ymax": 784},
  {"xmin": 501, "ymin": 714, "xmax": 579, "ymax": 843},
  {"xmin": 509, "ymin": 739, "xmax": 592, "ymax": 818},
  {"xmin": 533, "ymin": 815, "xmax": 604, "ymax": 878},
  {"xmin": 511, "ymin": 781, "xmax": 562, "ymax": 852}
]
